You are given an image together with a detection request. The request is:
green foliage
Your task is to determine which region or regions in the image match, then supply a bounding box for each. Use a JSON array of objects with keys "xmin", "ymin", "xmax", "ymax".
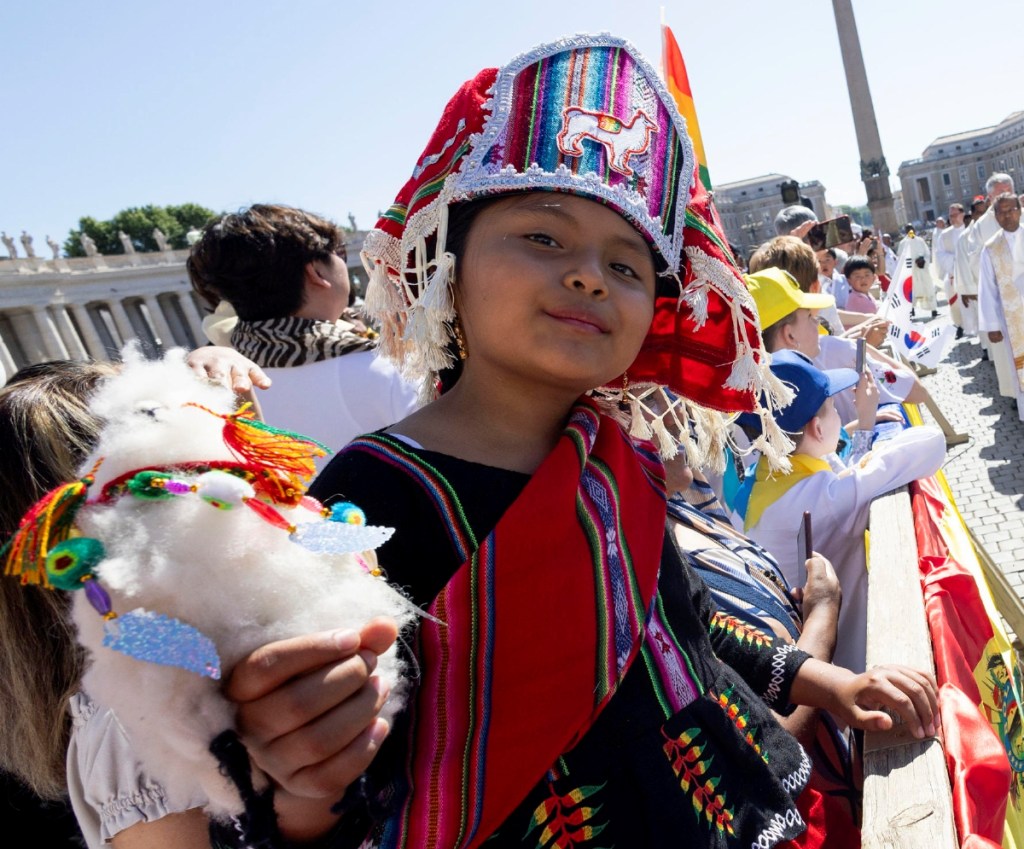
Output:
[
  {"xmin": 834, "ymin": 204, "xmax": 872, "ymax": 228},
  {"xmin": 64, "ymin": 204, "xmax": 219, "ymax": 257}
]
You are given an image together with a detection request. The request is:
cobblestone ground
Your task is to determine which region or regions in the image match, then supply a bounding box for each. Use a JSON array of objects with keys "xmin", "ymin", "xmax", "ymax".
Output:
[{"xmin": 912, "ymin": 310, "xmax": 1024, "ymax": 620}]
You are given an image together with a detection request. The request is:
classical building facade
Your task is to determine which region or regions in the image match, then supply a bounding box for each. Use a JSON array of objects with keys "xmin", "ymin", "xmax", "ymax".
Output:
[
  {"xmin": 897, "ymin": 111, "xmax": 1024, "ymax": 226},
  {"xmin": 714, "ymin": 174, "xmax": 830, "ymax": 257},
  {"xmin": 0, "ymin": 234, "xmax": 369, "ymax": 383}
]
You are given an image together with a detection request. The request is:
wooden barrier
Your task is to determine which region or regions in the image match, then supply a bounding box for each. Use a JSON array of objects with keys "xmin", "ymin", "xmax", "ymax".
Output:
[{"xmin": 861, "ymin": 487, "xmax": 958, "ymax": 848}]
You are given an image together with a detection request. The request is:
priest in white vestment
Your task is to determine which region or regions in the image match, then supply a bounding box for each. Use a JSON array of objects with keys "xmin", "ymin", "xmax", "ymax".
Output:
[
  {"xmin": 957, "ymin": 173, "xmax": 1016, "ymax": 392},
  {"xmin": 978, "ymin": 192, "xmax": 1024, "ymax": 419}
]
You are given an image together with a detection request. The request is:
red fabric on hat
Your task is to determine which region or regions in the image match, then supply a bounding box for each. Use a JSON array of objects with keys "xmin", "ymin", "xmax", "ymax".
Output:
[
  {"xmin": 628, "ymin": 174, "xmax": 759, "ymax": 413},
  {"xmin": 374, "ymin": 68, "xmax": 498, "ymax": 266}
]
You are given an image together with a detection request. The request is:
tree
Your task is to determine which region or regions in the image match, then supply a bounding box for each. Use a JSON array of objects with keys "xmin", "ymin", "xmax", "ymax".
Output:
[
  {"xmin": 64, "ymin": 204, "xmax": 218, "ymax": 257},
  {"xmin": 834, "ymin": 204, "xmax": 872, "ymax": 229}
]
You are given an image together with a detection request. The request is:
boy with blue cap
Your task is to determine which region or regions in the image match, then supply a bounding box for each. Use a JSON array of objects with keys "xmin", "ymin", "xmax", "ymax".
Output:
[{"xmin": 745, "ymin": 350, "xmax": 946, "ymax": 674}]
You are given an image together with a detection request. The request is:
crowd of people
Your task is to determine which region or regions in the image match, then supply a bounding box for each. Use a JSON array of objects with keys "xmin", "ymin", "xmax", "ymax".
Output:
[{"xmin": 5, "ymin": 30, "xmax": 1009, "ymax": 849}]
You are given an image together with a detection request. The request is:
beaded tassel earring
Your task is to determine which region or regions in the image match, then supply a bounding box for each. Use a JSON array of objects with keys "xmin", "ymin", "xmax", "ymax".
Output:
[{"xmin": 453, "ymin": 317, "xmax": 468, "ymax": 361}]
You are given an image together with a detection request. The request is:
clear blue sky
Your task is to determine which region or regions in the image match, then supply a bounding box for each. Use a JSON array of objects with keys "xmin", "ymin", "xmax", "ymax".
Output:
[{"xmin": 1, "ymin": 0, "xmax": 1016, "ymax": 247}]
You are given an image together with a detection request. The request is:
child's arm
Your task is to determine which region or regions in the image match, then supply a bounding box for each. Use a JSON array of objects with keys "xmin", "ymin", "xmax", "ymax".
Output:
[
  {"xmin": 226, "ymin": 620, "xmax": 399, "ymax": 843},
  {"xmin": 111, "ymin": 810, "xmax": 213, "ymax": 849},
  {"xmin": 772, "ymin": 554, "xmax": 842, "ymax": 748},
  {"xmin": 842, "ymin": 368, "xmax": 881, "ymax": 438},
  {"xmin": 841, "ymin": 315, "xmax": 889, "ymax": 348},
  {"xmin": 788, "ymin": 658, "xmax": 938, "ymax": 740},
  {"xmin": 827, "ymin": 426, "xmax": 946, "ymax": 534},
  {"xmin": 865, "ymin": 344, "xmax": 928, "ymax": 405}
]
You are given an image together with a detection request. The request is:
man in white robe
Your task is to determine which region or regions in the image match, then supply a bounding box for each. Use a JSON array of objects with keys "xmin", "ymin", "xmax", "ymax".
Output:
[
  {"xmin": 881, "ymin": 234, "xmax": 899, "ymax": 277},
  {"xmin": 900, "ymin": 226, "xmax": 938, "ymax": 315},
  {"xmin": 929, "ymin": 216, "xmax": 946, "ymax": 282},
  {"xmin": 956, "ymin": 172, "xmax": 1016, "ymax": 395},
  {"xmin": 978, "ymin": 192, "xmax": 1024, "ymax": 419},
  {"xmin": 935, "ymin": 203, "xmax": 967, "ymax": 334}
]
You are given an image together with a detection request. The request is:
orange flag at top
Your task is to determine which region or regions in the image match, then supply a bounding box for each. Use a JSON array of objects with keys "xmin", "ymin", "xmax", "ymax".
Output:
[{"xmin": 662, "ymin": 24, "xmax": 711, "ymax": 190}]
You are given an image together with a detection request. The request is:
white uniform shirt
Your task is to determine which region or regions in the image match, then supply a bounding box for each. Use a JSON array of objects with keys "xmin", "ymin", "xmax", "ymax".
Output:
[
  {"xmin": 746, "ymin": 426, "xmax": 946, "ymax": 674},
  {"xmin": 957, "ymin": 208, "xmax": 1002, "ymax": 296},
  {"xmin": 884, "ymin": 245, "xmax": 899, "ymax": 276}
]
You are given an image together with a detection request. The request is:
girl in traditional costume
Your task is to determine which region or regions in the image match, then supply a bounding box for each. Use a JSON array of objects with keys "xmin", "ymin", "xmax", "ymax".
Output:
[{"xmin": 223, "ymin": 34, "xmax": 937, "ymax": 849}]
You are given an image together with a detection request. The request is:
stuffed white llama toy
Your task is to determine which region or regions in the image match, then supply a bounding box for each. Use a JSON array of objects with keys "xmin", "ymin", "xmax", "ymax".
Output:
[{"xmin": 2, "ymin": 346, "xmax": 418, "ymax": 845}]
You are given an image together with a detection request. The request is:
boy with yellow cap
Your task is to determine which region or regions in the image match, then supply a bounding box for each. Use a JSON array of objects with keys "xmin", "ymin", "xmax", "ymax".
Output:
[{"xmin": 747, "ymin": 267, "xmax": 924, "ymax": 433}]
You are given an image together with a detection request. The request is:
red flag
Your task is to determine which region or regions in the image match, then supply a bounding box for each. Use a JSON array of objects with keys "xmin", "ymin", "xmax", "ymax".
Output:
[{"xmin": 906, "ymin": 462, "xmax": 1024, "ymax": 845}]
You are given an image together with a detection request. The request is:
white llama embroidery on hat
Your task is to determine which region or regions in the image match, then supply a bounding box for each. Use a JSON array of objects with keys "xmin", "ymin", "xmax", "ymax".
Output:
[{"xmin": 556, "ymin": 107, "xmax": 657, "ymax": 177}]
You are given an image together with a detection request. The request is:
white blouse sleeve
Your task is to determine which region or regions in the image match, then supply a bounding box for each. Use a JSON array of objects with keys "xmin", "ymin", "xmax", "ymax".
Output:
[{"xmin": 66, "ymin": 692, "xmax": 207, "ymax": 847}]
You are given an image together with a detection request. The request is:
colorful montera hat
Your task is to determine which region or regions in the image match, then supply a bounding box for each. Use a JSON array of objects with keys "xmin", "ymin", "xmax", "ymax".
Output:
[{"xmin": 362, "ymin": 33, "xmax": 793, "ymax": 468}]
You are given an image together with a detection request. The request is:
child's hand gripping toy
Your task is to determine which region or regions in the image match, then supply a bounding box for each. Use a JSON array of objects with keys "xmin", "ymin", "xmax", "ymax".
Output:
[{"xmin": 1, "ymin": 346, "xmax": 417, "ymax": 845}]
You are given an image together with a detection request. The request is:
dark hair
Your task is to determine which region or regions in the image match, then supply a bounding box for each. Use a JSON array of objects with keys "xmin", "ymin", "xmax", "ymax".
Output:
[
  {"xmin": 435, "ymin": 198, "xmax": 498, "ymax": 393},
  {"xmin": 842, "ymin": 255, "xmax": 875, "ymax": 277},
  {"xmin": 995, "ymin": 191, "xmax": 1021, "ymax": 210},
  {"xmin": 186, "ymin": 204, "xmax": 346, "ymax": 321},
  {"xmin": 0, "ymin": 360, "xmax": 117, "ymax": 798}
]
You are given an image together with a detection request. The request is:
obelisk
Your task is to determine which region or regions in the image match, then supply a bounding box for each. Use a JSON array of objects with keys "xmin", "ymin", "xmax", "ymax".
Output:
[{"xmin": 831, "ymin": 0, "xmax": 899, "ymax": 236}]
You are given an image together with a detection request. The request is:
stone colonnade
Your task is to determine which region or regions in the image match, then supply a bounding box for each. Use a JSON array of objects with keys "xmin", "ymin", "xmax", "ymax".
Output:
[{"xmin": 0, "ymin": 251, "xmax": 209, "ymax": 381}]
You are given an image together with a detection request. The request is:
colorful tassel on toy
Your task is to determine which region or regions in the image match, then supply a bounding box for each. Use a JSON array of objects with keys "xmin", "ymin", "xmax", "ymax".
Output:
[
  {"xmin": 1, "ymin": 475, "xmax": 95, "ymax": 587},
  {"xmin": 186, "ymin": 402, "xmax": 330, "ymax": 504}
]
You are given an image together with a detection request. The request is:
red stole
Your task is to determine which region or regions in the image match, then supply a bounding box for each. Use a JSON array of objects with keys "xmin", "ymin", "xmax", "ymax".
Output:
[{"xmin": 385, "ymin": 400, "xmax": 666, "ymax": 847}]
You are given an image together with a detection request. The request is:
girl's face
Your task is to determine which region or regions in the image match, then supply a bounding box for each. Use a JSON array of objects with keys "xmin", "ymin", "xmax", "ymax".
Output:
[{"xmin": 456, "ymin": 193, "xmax": 657, "ymax": 394}]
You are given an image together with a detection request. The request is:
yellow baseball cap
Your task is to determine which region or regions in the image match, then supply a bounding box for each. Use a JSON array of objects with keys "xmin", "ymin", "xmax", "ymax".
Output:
[{"xmin": 745, "ymin": 267, "xmax": 835, "ymax": 329}]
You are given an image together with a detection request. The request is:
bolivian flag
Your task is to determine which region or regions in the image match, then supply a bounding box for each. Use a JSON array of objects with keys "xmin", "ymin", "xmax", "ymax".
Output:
[
  {"xmin": 662, "ymin": 24, "xmax": 711, "ymax": 190},
  {"xmin": 905, "ymin": 409, "xmax": 1024, "ymax": 846}
]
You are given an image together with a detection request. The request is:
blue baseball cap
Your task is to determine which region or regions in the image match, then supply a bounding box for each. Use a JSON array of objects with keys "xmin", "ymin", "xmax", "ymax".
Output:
[{"xmin": 738, "ymin": 350, "xmax": 858, "ymax": 434}]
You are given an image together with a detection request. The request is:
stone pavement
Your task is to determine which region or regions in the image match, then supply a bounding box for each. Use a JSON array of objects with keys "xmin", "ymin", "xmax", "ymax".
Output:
[{"xmin": 910, "ymin": 309, "xmax": 1024, "ymax": 610}]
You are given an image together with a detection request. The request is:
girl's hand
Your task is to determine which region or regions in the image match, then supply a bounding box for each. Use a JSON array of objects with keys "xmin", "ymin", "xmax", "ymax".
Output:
[
  {"xmin": 225, "ymin": 619, "xmax": 399, "ymax": 841},
  {"xmin": 186, "ymin": 346, "xmax": 271, "ymax": 393},
  {"xmin": 830, "ymin": 664, "xmax": 938, "ymax": 739}
]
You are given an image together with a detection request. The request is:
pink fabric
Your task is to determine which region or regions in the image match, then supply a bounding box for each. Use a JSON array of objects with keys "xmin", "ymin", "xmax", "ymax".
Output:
[{"xmin": 844, "ymin": 290, "xmax": 877, "ymax": 314}]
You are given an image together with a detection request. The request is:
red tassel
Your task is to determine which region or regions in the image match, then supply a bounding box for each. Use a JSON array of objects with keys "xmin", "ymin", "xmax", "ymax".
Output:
[{"xmin": 244, "ymin": 497, "xmax": 295, "ymax": 533}]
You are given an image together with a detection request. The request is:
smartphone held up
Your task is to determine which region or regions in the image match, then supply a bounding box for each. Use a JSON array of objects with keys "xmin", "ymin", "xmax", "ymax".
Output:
[{"xmin": 804, "ymin": 215, "xmax": 854, "ymax": 252}]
